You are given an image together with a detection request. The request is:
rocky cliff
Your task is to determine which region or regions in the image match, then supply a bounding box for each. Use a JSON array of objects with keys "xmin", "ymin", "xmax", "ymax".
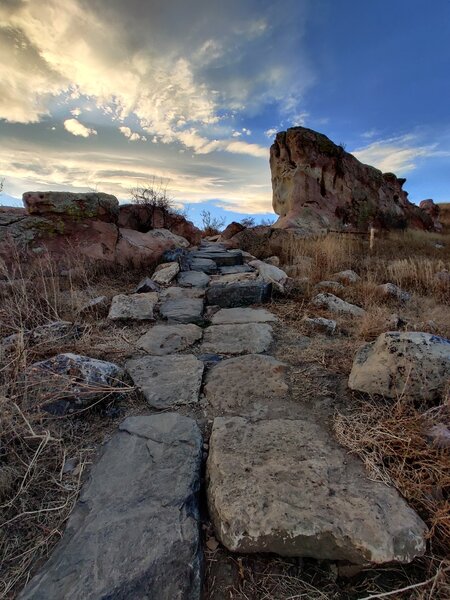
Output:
[
  {"xmin": 0, "ymin": 192, "xmax": 201, "ymax": 268},
  {"xmin": 270, "ymin": 127, "xmax": 435, "ymax": 233}
]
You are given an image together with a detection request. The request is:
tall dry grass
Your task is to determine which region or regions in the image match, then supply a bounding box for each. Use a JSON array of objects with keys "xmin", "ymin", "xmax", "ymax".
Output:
[{"xmin": 0, "ymin": 247, "xmax": 143, "ymax": 598}]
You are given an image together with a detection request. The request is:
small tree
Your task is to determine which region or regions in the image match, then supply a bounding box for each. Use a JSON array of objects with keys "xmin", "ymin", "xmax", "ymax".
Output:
[{"xmin": 200, "ymin": 209, "xmax": 226, "ymax": 236}]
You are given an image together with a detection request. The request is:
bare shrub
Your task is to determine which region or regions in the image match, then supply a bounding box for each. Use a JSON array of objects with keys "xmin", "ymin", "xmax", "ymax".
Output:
[{"xmin": 200, "ymin": 209, "xmax": 226, "ymax": 237}]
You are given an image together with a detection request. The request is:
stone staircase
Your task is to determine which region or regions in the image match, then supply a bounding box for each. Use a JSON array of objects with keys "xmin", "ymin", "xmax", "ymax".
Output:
[{"xmin": 19, "ymin": 242, "xmax": 427, "ymax": 599}]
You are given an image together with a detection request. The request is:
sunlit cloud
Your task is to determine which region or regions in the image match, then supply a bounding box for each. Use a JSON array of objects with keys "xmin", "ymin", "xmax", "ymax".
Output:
[
  {"xmin": 352, "ymin": 135, "xmax": 436, "ymax": 174},
  {"xmin": 119, "ymin": 126, "xmax": 147, "ymax": 142},
  {"xmin": 63, "ymin": 118, "xmax": 97, "ymax": 138}
]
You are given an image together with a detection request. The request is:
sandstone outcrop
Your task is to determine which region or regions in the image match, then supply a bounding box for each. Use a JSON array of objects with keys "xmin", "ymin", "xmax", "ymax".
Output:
[
  {"xmin": 118, "ymin": 203, "xmax": 201, "ymax": 245},
  {"xmin": 0, "ymin": 192, "xmax": 195, "ymax": 268},
  {"xmin": 270, "ymin": 127, "xmax": 435, "ymax": 232},
  {"xmin": 419, "ymin": 199, "xmax": 443, "ymax": 231}
]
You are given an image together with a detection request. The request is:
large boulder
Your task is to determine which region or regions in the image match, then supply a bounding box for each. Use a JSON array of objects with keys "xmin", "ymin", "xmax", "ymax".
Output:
[
  {"xmin": 19, "ymin": 414, "xmax": 203, "ymax": 600},
  {"xmin": 23, "ymin": 191, "xmax": 119, "ymax": 223},
  {"xmin": 118, "ymin": 203, "xmax": 201, "ymax": 245},
  {"xmin": 270, "ymin": 127, "xmax": 435, "ymax": 232},
  {"xmin": 348, "ymin": 332, "xmax": 450, "ymax": 401},
  {"xmin": 419, "ymin": 199, "xmax": 443, "ymax": 231},
  {"xmin": 115, "ymin": 228, "xmax": 189, "ymax": 268},
  {"xmin": 207, "ymin": 416, "xmax": 427, "ymax": 564}
]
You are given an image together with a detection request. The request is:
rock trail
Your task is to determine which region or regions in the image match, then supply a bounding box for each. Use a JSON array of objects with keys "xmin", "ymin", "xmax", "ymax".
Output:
[{"xmin": 19, "ymin": 240, "xmax": 428, "ymax": 598}]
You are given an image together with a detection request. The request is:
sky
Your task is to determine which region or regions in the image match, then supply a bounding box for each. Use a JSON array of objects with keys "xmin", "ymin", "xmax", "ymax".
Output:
[{"xmin": 1, "ymin": 0, "xmax": 450, "ymax": 226}]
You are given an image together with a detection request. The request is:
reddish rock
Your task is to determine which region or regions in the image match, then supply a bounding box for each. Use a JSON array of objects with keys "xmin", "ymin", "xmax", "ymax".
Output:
[
  {"xmin": 115, "ymin": 228, "xmax": 189, "ymax": 268},
  {"xmin": 419, "ymin": 199, "xmax": 443, "ymax": 231},
  {"xmin": 222, "ymin": 221, "xmax": 246, "ymax": 240},
  {"xmin": 23, "ymin": 192, "xmax": 119, "ymax": 223},
  {"xmin": 118, "ymin": 204, "xmax": 201, "ymax": 245},
  {"xmin": 270, "ymin": 127, "xmax": 435, "ymax": 233}
]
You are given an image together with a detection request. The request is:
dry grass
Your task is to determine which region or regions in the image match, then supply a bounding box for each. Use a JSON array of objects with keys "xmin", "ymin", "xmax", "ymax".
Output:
[{"xmin": 0, "ymin": 247, "xmax": 148, "ymax": 598}]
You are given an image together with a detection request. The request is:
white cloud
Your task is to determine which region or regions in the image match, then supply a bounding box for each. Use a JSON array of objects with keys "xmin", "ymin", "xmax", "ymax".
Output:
[
  {"xmin": 232, "ymin": 131, "xmax": 242, "ymax": 137},
  {"xmin": 265, "ymin": 128, "xmax": 278, "ymax": 138},
  {"xmin": 71, "ymin": 108, "xmax": 82, "ymax": 117},
  {"xmin": 352, "ymin": 135, "xmax": 435, "ymax": 174},
  {"xmin": 0, "ymin": 0, "xmax": 311, "ymax": 158},
  {"xmin": 361, "ymin": 128, "xmax": 379, "ymax": 139},
  {"xmin": 119, "ymin": 126, "xmax": 146, "ymax": 142},
  {"xmin": 63, "ymin": 118, "xmax": 97, "ymax": 138}
]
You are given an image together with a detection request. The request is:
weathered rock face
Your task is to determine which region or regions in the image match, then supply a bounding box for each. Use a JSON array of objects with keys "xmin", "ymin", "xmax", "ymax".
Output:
[
  {"xmin": 0, "ymin": 193, "xmax": 195, "ymax": 269},
  {"xmin": 419, "ymin": 199, "xmax": 443, "ymax": 231},
  {"xmin": 118, "ymin": 203, "xmax": 201, "ymax": 245},
  {"xmin": 19, "ymin": 414, "xmax": 203, "ymax": 600},
  {"xmin": 270, "ymin": 127, "xmax": 435, "ymax": 232},
  {"xmin": 23, "ymin": 192, "xmax": 119, "ymax": 223},
  {"xmin": 349, "ymin": 332, "xmax": 450, "ymax": 401}
]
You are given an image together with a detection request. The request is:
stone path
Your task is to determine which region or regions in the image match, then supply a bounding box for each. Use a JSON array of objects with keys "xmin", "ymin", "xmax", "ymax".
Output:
[{"xmin": 19, "ymin": 240, "xmax": 428, "ymax": 598}]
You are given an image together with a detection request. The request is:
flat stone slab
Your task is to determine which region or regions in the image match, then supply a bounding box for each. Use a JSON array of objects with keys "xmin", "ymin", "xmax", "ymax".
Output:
[
  {"xmin": 219, "ymin": 265, "xmax": 253, "ymax": 275},
  {"xmin": 205, "ymin": 354, "xmax": 291, "ymax": 418},
  {"xmin": 207, "ymin": 416, "xmax": 427, "ymax": 564},
  {"xmin": 211, "ymin": 272, "xmax": 257, "ymax": 284},
  {"xmin": 178, "ymin": 270, "xmax": 210, "ymax": 288},
  {"xmin": 126, "ymin": 354, "xmax": 204, "ymax": 408},
  {"xmin": 189, "ymin": 258, "xmax": 218, "ymax": 274},
  {"xmin": 159, "ymin": 286, "xmax": 205, "ymax": 300},
  {"xmin": 191, "ymin": 250, "xmax": 243, "ymax": 267},
  {"xmin": 211, "ymin": 307, "xmax": 278, "ymax": 325},
  {"xmin": 108, "ymin": 292, "xmax": 158, "ymax": 320},
  {"xmin": 159, "ymin": 297, "xmax": 204, "ymax": 324},
  {"xmin": 152, "ymin": 262, "xmax": 180, "ymax": 285},
  {"xmin": 205, "ymin": 281, "xmax": 272, "ymax": 308},
  {"xmin": 137, "ymin": 324, "xmax": 203, "ymax": 355},
  {"xmin": 201, "ymin": 323, "xmax": 273, "ymax": 355},
  {"xmin": 20, "ymin": 414, "xmax": 203, "ymax": 600}
]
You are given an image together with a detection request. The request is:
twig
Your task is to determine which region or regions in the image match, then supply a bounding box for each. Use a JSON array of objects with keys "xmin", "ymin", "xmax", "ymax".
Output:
[{"xmin": 359, "ymin": 565, "xmax": 450, "ymax": 599}]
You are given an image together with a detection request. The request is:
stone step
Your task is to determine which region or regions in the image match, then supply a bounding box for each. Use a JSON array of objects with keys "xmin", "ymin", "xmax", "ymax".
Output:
[
  {"xmin": 205, "ymin": 281, "xmax": 272, "ymax": 308},
  {"xmin": 190, "ymin": 249, "xmax": 243, "ymax": 267},
  {"xmin": 219, "ymin": 264, "xmax": 254, "ymax": 275},
  {"xmin": 210, "ymin": 307, "xmax": 278, "ymax": 325},
  {"xmin": 207, "ymin": 416, "xmax": 427, "ymax": 565},
  {"xmin": 126, "ymin": 354, "xmax": 204, "ymax": 409},
  {"xmin": 200, "ymin": 323, "xmax": 273, "ymax": 355},
  {"xmin": 159, "ymin": 297, "xmax": 204, "ymax": 325},
  {"xmin": 19, "ymin": 414, "xmax": 203, "ymax": 600}
]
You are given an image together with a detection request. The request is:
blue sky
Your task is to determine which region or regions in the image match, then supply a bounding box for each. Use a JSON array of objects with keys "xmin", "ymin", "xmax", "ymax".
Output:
[{"xmin": 1, "ymin": 0, "xmax": 449, "ymax": 227}]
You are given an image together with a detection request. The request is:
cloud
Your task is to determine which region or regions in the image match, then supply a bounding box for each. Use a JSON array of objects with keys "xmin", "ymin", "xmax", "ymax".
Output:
[
  {"xmin": 265, "ymin": 128, "xmax": 278, "ymax": 138},
  {"xmin": 119, "ymin": 126, "xmax": 146, "ymax": 142},
  {"xmin": 0, "ymin": 127, "xmax": 273, "ymax": 213},
  {"xmin": 352, "ymin": 135, "xmax": 436, "ymax": 174},
  {"xmin": 0, "ymin": 0, "xmax": 312, "ymax": 157},
  {"xmin": 63, "ymin": 118, "xmax": 97, "ymax": 137}
]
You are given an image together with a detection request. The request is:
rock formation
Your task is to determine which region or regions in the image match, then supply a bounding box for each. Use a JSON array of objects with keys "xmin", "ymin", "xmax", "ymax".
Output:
[
  {"xmin": 270, "ymin": 127, "xmax": 435, "ymax": 233},
  {"xmin": 419, "ymin": 199, "xmax": 443, "ymax": 231},
  {"xmin": 0, "ymin": 192, "xmax": 201, "ymax": 268}
]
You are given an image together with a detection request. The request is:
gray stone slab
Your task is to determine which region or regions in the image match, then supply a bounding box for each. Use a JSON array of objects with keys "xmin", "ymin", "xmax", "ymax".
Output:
[
  {"xmin": 191, "ymin": 250, "xmax": 243, "ymax": 267},
  {"xmin": 159, "ymin": 297, "xmax": 204, "ymax": 324},
  {"xmin": 189, "ymin": 258, "xmax": 218, "ymax": 274},
  {"xmin": 201, "ymin": 323, "xmax": 273, "ymax": 355},
  {"xmin": 219, "ymin": 265, "xmax": 253, "ymax": 275},
  {"xmin": 205, "ymin": 281, "xmax": 272, "ymax": 308},
  {"xmin": 207, "ymin": 416, "xmax": 427, "ymax": 564},
  {"xmin": 19, "ymin": 414, "xmax": 203, "ymax": 600},
  {"xmin": 205, "ymin": 354, "xmax": 292, "ymax": 418},
  {"xmin": 126, "ymin": 354, "xmax": 204, "ymax": 408},
  {"xmin": 108, "ymin": 292, "xmax": 158, "ymax": 320},
  {"xmin": 178, "ymin": 270, "xmax": 211, "ymax": 288},
  {"xmin": 211, "ymin": 307, "xmax": 278, "ymax": 325},
  {"xmin": 137, "ymin": 324, "xmax": 203, "ymax": 355}
]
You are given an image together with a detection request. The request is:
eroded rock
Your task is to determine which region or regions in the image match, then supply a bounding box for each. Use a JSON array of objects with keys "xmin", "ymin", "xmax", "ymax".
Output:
[
  {"xmin": 312, "ymin": 293, "xmax": 365, "ymax": 317},
  {"xmin": 349, "ymin": 332, "xmax": 450, "ymax": 401}
]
